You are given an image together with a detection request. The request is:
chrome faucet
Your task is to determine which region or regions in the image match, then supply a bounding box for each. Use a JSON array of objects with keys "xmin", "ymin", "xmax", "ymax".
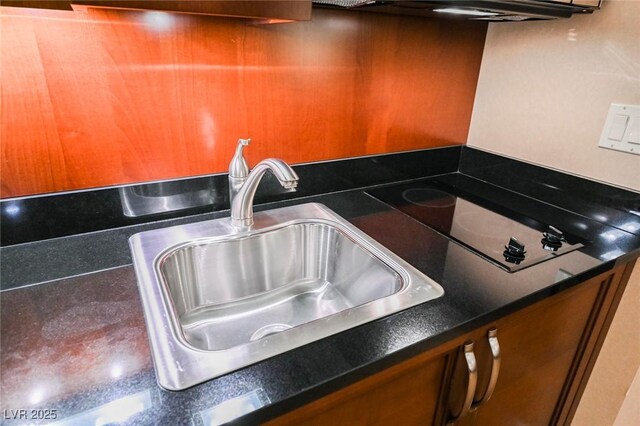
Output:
[{"xmin": 229, "ymin": 141, "xmax": 299, "ymax": 228}]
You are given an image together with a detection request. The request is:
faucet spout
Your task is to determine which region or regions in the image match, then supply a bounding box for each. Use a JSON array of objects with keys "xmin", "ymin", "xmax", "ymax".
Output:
[{"xmin": 231, "ymin": 158, "xmax": 299, "ymax": 228}]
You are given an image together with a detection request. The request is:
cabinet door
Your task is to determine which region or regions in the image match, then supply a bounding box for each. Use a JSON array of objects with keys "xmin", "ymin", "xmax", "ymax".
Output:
[
  {"xmin": 268, "ymin": 350, "xmax": 451, "ymax": 426},
  {"xmin": 472, "ymin": 270, "xmax": 613, "ymax": 425}
]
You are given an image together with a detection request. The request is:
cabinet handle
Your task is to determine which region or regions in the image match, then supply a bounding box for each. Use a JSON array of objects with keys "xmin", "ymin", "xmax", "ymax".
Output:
[
  {"xmin": 447, "ymin": 342, "xmax": 478, "ymax": 425},
  {"xmin": 472, "ymin": 328, "xmax": 501, "ymax": 411}
]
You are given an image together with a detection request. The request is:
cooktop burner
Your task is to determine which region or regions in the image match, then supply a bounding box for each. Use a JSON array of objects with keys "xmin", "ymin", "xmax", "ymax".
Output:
[{"xmin": 368, "ymin": 180, "xmax": 586, "ymax": 272}]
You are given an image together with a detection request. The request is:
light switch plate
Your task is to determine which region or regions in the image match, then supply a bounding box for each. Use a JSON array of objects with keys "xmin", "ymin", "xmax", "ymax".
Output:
[{"xmin": 599, "ymin": 103, "xmax": 640, "ymax": 155}]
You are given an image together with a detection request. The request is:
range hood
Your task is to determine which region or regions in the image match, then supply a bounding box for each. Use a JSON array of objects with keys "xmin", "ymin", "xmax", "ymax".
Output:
[{"xmin": 313, "ymin": 0, "xmax": 601, "ymax": 21}]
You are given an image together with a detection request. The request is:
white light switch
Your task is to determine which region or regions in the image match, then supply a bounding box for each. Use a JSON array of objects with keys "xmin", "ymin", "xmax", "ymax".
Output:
[
  {"xmin": 608, "ymin": 114, "xmax": 628, "ymax": 141},
  {"xmin": 628, "ymin": 118, "xmax": 640, "ymax": 145},
  {"xmin": 599, "ymin": 104, "xmax": 640, "ymax": 155}
]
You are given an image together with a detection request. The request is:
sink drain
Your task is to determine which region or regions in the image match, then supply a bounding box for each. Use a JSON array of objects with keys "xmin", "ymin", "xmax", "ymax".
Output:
[{"xmin": 250, "ymin": 323, "xmax": 293, "ymax": 341}]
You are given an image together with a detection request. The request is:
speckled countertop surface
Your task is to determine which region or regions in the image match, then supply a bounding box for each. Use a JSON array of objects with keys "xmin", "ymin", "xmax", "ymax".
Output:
[{"xmin": 2, "ymin": 172, "xmax": 639, "ymax": 426}]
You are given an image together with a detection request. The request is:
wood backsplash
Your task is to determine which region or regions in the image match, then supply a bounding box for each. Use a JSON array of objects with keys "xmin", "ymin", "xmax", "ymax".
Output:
[{"xmin": 0, "ymin": 6, "xmax": 486, "ymax": 198}]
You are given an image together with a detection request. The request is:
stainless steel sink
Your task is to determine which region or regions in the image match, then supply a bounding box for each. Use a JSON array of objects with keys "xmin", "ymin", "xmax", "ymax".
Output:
[
  {"xmin": 130, "ymin": 203, "xmax": 444, "ymax": 390},
  {"xmin": 160, "ymin": 221, "xmax": 404, "ymax": 351}
]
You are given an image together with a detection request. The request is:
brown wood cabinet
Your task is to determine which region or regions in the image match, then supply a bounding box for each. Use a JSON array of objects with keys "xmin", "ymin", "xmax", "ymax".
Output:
[
  {"xmin": 270, "ymin": 261, "xmax": 635, "ymax": 426},
  {"xmin": 2, "ymin": 1, "xmax": 312, "ymax": 21}
]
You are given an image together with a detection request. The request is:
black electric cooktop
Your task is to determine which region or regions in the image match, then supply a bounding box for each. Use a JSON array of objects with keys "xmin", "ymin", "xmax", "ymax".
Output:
[{"xmin": 368, "ymin": 180, "xmax": 587, "ymax": 272}]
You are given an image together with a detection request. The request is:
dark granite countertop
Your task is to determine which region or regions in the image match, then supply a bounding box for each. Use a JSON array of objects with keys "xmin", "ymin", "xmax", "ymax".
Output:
[{"xmin": 2, "ymin": 168, "xmax": 639, "ymax": 425}]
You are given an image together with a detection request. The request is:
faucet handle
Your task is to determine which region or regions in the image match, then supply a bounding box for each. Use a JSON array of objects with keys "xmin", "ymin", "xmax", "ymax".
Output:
[{"xmin": 229, "ymin": 138, "xmax": 251, "ymax": 178}]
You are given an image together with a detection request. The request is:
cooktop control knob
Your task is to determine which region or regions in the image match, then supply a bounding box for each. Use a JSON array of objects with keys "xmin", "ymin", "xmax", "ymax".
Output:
[
  {"xmin": 542, "ymin": 225, "xmax": 565, "ymax": 251},
  {"xmin": 504, "ymin": 237, "xmax": 526, "ymax": 264}
]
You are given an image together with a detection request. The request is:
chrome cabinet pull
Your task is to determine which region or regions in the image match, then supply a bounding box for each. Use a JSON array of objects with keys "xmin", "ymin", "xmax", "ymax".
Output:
[
  {"xmin": 472, "ymin": 328, "xmax": 501, "ymax": 411},
  {"xmin": 447, "ymin": 342, "xmax": 478, "ymax": 425}
]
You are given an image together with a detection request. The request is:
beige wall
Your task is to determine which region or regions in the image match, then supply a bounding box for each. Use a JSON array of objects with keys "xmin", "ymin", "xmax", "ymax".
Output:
[
  {"xmin": 468, "ymin": 0, "xmax": 640, "ymax": 191},
  {"xmin": 614, "ymin": 365, "xmax": 640, "ymax": 425}
]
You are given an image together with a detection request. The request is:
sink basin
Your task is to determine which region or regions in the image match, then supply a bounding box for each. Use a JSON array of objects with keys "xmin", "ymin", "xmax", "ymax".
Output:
[
  {"xmin": 160, "ymin": 222, "xmax": 404, "ymax": 351},
  {"xmin": 130, "ymin": 203, "xmax": 443, "ymax": 390}
]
